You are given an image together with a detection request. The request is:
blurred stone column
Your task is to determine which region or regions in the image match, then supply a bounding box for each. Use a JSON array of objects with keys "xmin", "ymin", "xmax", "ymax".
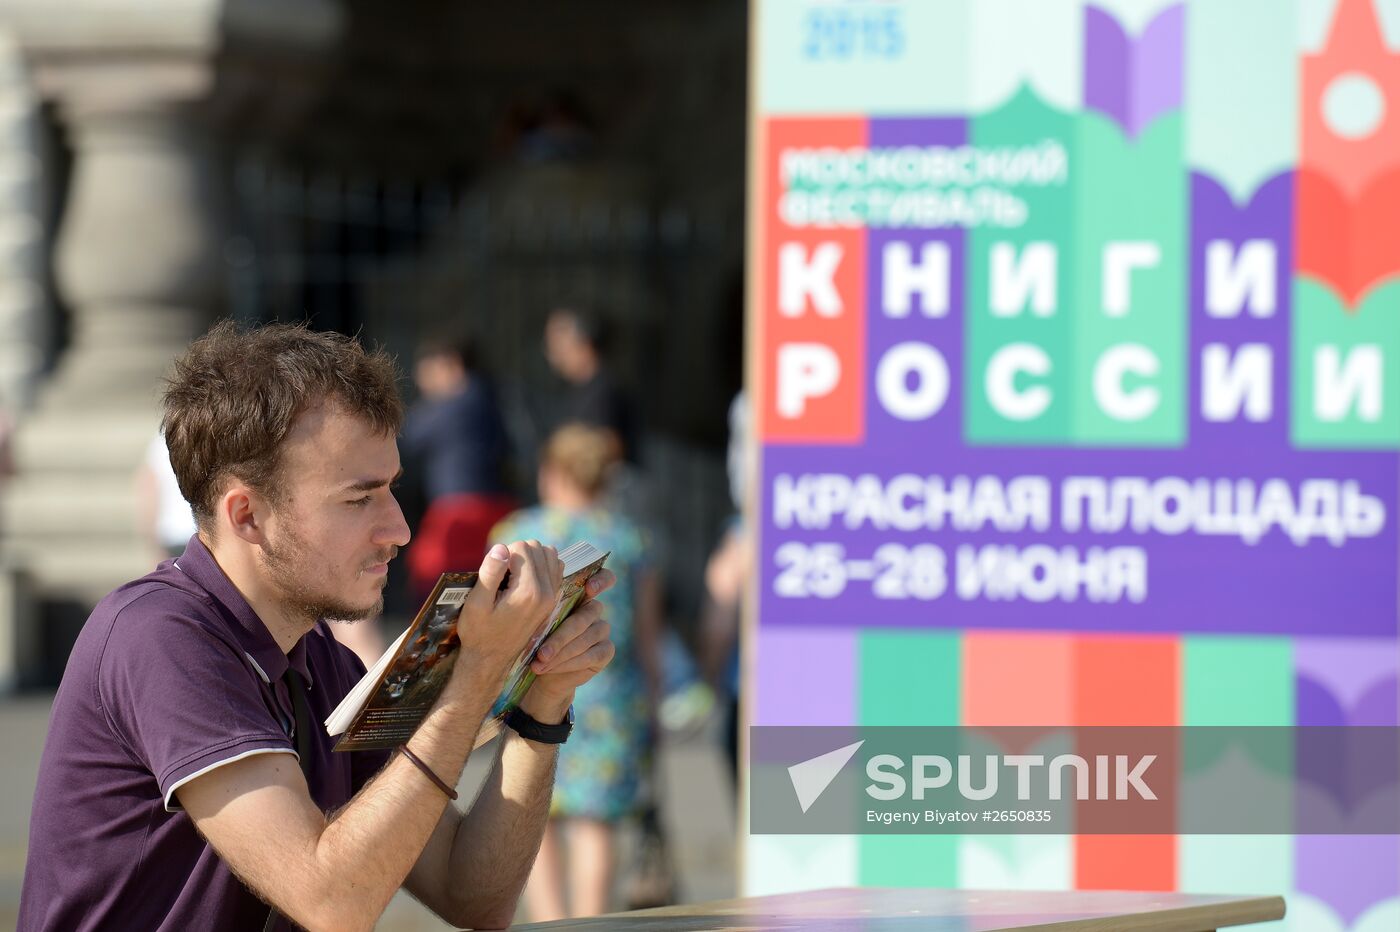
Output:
[
  {"xmin": 0, "ymin": 0, "xmax": 341, "ymax": 639},
  {"xmin": 0, "ymin": 28, "xmax": 45, "ymax": 420},
  {"xmin": 48, "ymin": 94, "xmax": 225, "ymax": 410},
  {"xmin": 0, "ymin": 3, "xmax": 230, "ymax": 608}
]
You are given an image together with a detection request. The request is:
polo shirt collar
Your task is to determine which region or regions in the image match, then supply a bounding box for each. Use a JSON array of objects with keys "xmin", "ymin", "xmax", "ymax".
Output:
[{"xmin": 173, "ymin": 535, "xmax": 314, "ymax": 687}]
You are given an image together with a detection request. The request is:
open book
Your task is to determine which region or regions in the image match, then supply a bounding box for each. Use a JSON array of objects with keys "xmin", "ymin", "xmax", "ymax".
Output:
[{"xmin": 326, "ymin": 541, "xmax": 609, "ymax": 752}]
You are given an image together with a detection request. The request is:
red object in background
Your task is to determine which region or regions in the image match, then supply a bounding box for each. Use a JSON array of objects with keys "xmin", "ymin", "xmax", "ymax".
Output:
[
  {"xmin": 758, "ymin": 117, "xmax": 868, "ymax": 445},
  {"xmin": 1296, "ymin": 0, "xmax": 1400, "ymax": 306},
  {"xmin": 408, "ymin": 493, "xmax": 518, "ymax": 601},
  {"xmin": 1294, "ymin": 168, "xmax": 1400, "ymax": 307},
  {"xmin": 1072, "ymin": 636, "xmax": 1180, "ymax": 892},
  {"xmin": 964, "ymin": 632, "xmax": 1181, "ymax": 891},
  {"xmin": 964, "ymin": 633, "xmax": 1076, "ymax": 725}
]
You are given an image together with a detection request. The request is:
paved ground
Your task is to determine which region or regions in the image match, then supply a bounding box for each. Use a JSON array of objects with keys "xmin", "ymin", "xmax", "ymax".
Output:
[{"xmin": 0, "ymin": 696, "xmax": 738, "ymax": 929}]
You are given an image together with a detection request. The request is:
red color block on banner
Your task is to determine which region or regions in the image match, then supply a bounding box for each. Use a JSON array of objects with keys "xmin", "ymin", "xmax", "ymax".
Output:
[
  {"xmin": 963, "ymin": 633, "xmax": 1075, "ymax": 726},
  {"xmin": 1294, "ymin": 168, "xmax": 1400, "ymax": 307},
  {"xmin": 1295, "ymin": 0, "xmax": 1400, "ymax": 304},
  {"xmin": 758, "ymin": 117, "xmax": 867, "ymax": 444},
  {"xmin": 1299, "ymin": 0, "xmax": 1400, "ymax": 204},
  {"xmin": 1071, "ymin": 636, "xmax": 1179, "ymax": 725},
  {"xmin": 1076, "ymin": 835, "xmax": 1176, "ymax": 892},
  {"xmin": 1071, "ymin": 635, "xmax": 1180, "ymax": 892}
]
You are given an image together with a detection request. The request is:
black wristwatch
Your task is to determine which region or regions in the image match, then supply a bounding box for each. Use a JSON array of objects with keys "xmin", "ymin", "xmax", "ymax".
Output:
[{"xmin": 505, "ymin": 704, "xmax": 574, "ymax": 745}]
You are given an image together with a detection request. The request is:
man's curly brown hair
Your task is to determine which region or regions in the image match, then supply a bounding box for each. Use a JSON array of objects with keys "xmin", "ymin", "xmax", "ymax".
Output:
[{"xmin": 161, "ymin": 320, "xmax": 403, "ymax": 532}]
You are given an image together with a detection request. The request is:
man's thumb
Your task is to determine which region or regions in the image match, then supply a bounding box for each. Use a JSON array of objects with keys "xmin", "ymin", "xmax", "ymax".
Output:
[{"xmin": 471, "ymin": 543, "xmax": 512, "ymax": 602}]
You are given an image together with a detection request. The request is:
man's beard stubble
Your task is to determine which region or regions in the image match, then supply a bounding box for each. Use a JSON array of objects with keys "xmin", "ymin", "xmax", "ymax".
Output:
[{"xmin": 260, "ymin": 522, "xmax": 391, "ymax": 626}]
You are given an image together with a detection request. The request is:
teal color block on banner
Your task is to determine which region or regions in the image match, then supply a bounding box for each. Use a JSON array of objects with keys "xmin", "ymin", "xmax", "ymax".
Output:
[
  {"xmin": 1071, "ymin": 112, "xmax": 1187, "ymax": 447},
  {"xmin": 857, "ymin": 630, "xmax": 961, "ymax": 887},
  {"xmin": 1292, "ymin": 279, "xmax": 1400, "ymax": 450},
  {"xmin": 1180, "ymin": 636, "xmax": 1295, "ymax": 924},
  {"xmin": 1183, "ymin": 636, "xmax": 1294, "ymax": 725},
  {"xmin": 858, "ymin": 629, "xmax": 961, "ymax": 725},
  {"xmin": 858, "ymin": 834, "xmax": 959, "ymax": 890},
  {"xmin": 966, "ymin": 89, "xmax": 1078, "ymax": 445}
]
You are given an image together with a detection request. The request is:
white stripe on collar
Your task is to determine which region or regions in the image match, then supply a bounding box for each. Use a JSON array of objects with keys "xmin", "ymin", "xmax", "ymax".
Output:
[
  {"xmin": 176, "ymin": 560, "xmax": 312, "ymax": 690},
  {"xmin": 244, "ymin": 650, "xmax": 315, "ymax": 690},
  {"xmin": 244, "ymin": 652, "xmax": 271, "ymax": 684}
]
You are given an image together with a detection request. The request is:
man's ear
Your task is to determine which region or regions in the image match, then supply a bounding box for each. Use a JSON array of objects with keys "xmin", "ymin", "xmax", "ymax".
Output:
[{"xmin": 221, "ymin": 484, "xmax": 269, "ymax": 545}]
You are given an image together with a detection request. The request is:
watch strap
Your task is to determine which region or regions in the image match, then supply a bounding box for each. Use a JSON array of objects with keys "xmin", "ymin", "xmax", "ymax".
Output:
[{"xmin": 505, "ymin": 703, "xmax": 573, "ymax": 744}]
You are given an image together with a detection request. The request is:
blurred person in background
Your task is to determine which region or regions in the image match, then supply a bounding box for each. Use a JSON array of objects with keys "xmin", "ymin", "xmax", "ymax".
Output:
[
  {"xmin": 496, "ymin": 422, "xmax": 663, "ymax": 921},
  {"xmin": 135, "ymin": 430, "xmax": 198, "ymax": 561},
  {"xmin": 400, "ymin": 335, "xmax": 516, "ymax": 603},
  {"xmin": 542, "ymin": 305, "xmax": 663, "ymax": 571},
  {"xmin": 543, "ymin": 306, "xmax": 636, "ymax": 461},
  {"xmin": 698, "ymin": 390, "xmax": 750, "ymax": 785}
]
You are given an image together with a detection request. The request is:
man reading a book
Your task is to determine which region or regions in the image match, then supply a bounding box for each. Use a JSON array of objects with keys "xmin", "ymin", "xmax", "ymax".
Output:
[{"xmin": 19, "ymin": 322, "xmax": 617, "ymax": 931}]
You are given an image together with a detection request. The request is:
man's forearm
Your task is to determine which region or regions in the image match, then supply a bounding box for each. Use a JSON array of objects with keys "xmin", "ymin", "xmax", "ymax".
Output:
[
  {"xmin": 179, "ymin": 655, "xmax": 504, "ymax": 932},
  {"xmin": 435, "ymin": 689, "xmax": 573, "ymax": 927},
  {"xmin": 307, "ymin": 659, "xmax": 500, "ymax": 926}
]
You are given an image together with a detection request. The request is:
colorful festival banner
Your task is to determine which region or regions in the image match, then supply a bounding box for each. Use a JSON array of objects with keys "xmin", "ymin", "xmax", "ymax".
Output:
[{"xmin": 747, "ymin": 1, "xmax": 1400, "ymax": 929}]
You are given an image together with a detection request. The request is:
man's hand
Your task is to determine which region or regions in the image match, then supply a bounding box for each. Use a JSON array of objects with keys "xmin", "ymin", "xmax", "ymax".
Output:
[
  {"xmin": 518, "ymin": 568, "xmax": 617, "ymax": 722},
  {"xmin": 452, "ymin": 540, "xmax": 564, "ymax": 690}
]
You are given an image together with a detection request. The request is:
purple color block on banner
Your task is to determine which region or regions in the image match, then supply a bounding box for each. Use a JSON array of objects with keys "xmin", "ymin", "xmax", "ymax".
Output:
[
  {"xmin": 1295, "ymin": 638, "xmax": 1399, "ymax": 726},
  {"xmin": 1295, "ymin": 835, "xmax": 1400, "ymax": 928},
  {"xmin": 760, "ymin": 443, "xmax": 1398, "ymax": 637},
  {"xmin": 754, "ymin": 626, "xmax": 856, "ymax": 726},
  {"xmin": 1084, "ymin": 4, "xmax": 1184, "ymax": 138},
  {"xmin": 1189, "ymin": 172, "xmax": 1293, "ymax": 453},
  {"xmin": 866, "ymin": 117, "xmax": 966, "ymax": 453},
  {"xmin": 1084, "ymin": 7, "xmax": 1130, "ymax": 132},
  {"xmin": 1134, "ymin": 5, "xmax": 1184, "ymax": 136}
]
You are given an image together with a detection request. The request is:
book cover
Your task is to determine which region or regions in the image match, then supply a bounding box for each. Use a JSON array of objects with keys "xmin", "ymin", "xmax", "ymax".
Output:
[{"xmin": 327, "ymin": 541, "xmax": 608, "ymax": 751}]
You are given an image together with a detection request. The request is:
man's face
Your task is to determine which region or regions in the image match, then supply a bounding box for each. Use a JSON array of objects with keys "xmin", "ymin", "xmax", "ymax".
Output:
[{"xmin": 257, "ymin": 401, "xmax": 410, "ymax": 624}]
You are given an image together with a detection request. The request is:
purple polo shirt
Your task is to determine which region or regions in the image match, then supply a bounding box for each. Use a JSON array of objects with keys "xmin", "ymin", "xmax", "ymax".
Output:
[{"xmin": 19, "ymin": 536, "xmax": 391, "ymax": 931}]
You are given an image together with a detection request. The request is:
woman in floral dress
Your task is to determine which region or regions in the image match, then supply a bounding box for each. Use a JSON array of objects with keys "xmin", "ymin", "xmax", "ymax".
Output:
[{"xmin": 495, "ymin": 423, "xmax": 662, "ymax": 921}]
